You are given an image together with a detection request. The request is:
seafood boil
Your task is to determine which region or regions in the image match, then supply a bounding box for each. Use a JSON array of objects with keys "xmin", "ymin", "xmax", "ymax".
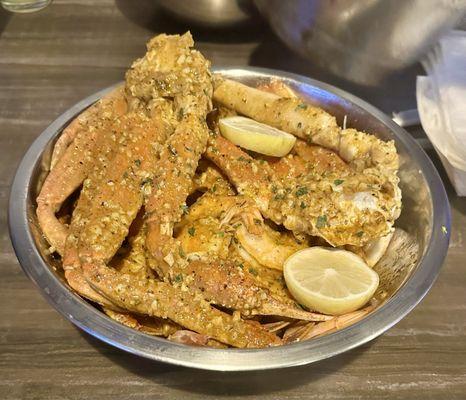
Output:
[{"xmin": 35, "ymin": 33, "xmax": 402, "ymax": 348}]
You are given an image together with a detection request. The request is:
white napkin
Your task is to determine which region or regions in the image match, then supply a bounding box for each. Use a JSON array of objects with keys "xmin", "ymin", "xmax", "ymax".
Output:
[{"xmin": 417, "ymin": 30, "xmax": 466, "ymax": 196}]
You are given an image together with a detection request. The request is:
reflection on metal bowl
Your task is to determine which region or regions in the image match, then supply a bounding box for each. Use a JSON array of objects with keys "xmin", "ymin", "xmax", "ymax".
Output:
[
  {"xmin": 157, "ymin": 0, "xmax": 255, "ymax": 28},
  {"xmin": 9, "ymin": 67, "xmax": 450, "ymax": 371}
]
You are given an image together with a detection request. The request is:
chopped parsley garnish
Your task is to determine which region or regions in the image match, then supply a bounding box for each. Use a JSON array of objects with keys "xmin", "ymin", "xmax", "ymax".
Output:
[
  {"xmin": 300, "ymin": 201, "xmax": 307, "ymax": 209},
  {"xmin": 316, "ymin": 215, "xmax": 328, "ymax": 228},
  {"xmin": 180, "ymin": 204, "xmax": 189, "ymax": 214},
  {"xmin": 134, "ymin": 159, "xmax": 141, "ymax": 166},
  {"xmin": 274, "ymin": 193, "xmax": 285, "ymax": 201},
  {"xmin": 211, "ymin": 184, "xmax": 217, "ymax": 193},
  {"xmin": 178, "ymin": 247, "xmax": 186, "ymax": 258},
  {"xmin": 296, "ymin": 103, "xmax": 308, "ymax": 110},
  {"xmin": 295, "ymin": 186, "xmax": 308, "ymax": 197},
  {"xmin": 188, "ymin": 227, "xmax": 196, "ymax": 236},
  {"xmin": 248, "ymin": 267, "xmax": 258, "ymax": 276},
  {"xmin": 217, "ymin": 231, "xmax": 225, "ymax": 237},
  {"xmin": 356, "ymin": 231, "xmax": 364, "ymax": 237},
  {"xmin": 334, "ymin": 179, "xmax": 344, "ymax": 186},
  {"xmin": 178, "ymin": 107, "xmax": 184, "ymax": 119},
  {"xmin": 174, "ymin": 274, "xmax": 183, "ymax": 283},
  {"xmin": 141, "ymin": 177, "xmax": 153, "ymax": 186}
]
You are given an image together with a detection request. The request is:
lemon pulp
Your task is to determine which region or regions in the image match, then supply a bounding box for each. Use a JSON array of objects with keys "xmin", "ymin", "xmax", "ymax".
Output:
[
  {"xmin": 284, "ymin": 247, "xmax": 379, "ymax": 315},
  {"xmin": 219, "ymin": 116, "xmax": 296, "ymax": 157}
]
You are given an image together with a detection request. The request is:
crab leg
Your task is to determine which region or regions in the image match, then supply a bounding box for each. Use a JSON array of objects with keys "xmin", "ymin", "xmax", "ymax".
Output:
[
  {"xmin": 75, "ymin": 103, "xmax": 280, "ymax": 345},
  {"xmin": 168, "ymin": 330, "xmax": 227, "ymax": 348},
  {"xmin": 55, "ymin": 169, "xmax": 119, "ymax": 307},
  {"xmin": 85, "ymin": 264, "xmax": 281, "ymax": 348},
  {"xmin": 50, "ymin": 85, "xmax": 127, "ymax": 169},
  {"xmin": 64, "ymin": 113, "xmax": 169, "ymax": 307},
  {"xmin": 107, "ymin": 233, "xmax": 181, "ymax": 336},
  {"xmin": 145, "ymin": 114, "xmax": 210, "ymax": 258},
  {"xmin": 70, "ymin": 118, "xmax": 281, "ymax": 347},
  {"xmin": 205, "ymin": 135, "xmax": 279, "ymax": 222},
  {"xmin": 71, "ymin": 112, "xmax": 167, "ymax": 267},
  {"xmin": 284, "ymin": 305, "xmax": 375, "ymax": 343},
  {"xmin": 103, "ymin": 219, "xmax": 184, "ymax": 337},
  {"xmin": 103, "ymin": 308, "xmax": 180, "ymax": 337},
  {"xmin": 206, "ymin": 134, "xmax": 399, "ymax": 246},
  {"xmin": 206, "ymin": 133, "xmax": 275, "ymax": 214},
  {"xmin": 36, "ymin": 92, "xmax": 127, "ymax": 255},
  {"xmin": 146, "ymin": 133, "xmax": 330, "ymax": 322},
  {"xmin": 178, "ymin": 209, "xmax": 312, "ymax": 316},
  {"xmin": 191, "ymin": 160, "xmax": 234, "ymax": 195},
  {"xmin": 182, "ymin": 192, "xmax": 305, "ymax": 271},
  {"xmin": 213, "ymin": 79, "xmax": 402, "ymax": 238},
  {"xmin": 74, "ymin": 34, "xmax": 280, "ymax": 347},
  {"xmin": 213, "ymin": 77, "xmax": 399, "ymax": 171}
]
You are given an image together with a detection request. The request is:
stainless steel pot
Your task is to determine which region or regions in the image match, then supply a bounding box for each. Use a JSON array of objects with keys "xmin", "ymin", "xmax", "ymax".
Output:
[
  {"xmin": 255, "ymin": 0, "xmax": 466, "ymax": 85},
  {"xmin": 9, "ymin": 67, "xmax": 450, "ymax": 371}
]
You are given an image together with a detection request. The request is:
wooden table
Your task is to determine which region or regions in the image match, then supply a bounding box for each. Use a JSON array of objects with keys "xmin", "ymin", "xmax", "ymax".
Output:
[{"xmin": 1, "ymin": 1, "xmax": 465, "ymax": 399}]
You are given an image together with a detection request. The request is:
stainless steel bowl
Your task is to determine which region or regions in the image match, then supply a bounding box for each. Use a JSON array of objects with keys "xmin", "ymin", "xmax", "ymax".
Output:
[
  {"xmin": 255, "ymin": 0, "xmax": 465, "ymax": 85},
  {"xmin": 9, "ymin": 67, "xmax": 450, "ymax": 371}
]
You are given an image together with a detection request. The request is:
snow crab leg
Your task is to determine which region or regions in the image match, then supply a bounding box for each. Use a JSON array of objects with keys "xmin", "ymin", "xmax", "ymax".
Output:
[
  {"xmin": 102, "ymin": 218, "xmax": 183, "ymax": 338},
  {"xmin": 36, "ymin": 88, "xmax": 127, "ymax": 255},
  {"xmin": 103, "ymin": 308, "xmax": 180, "ymax": 337},
  {"xmin": 206, "ymin": 133, "xmax": 400, "ymax": 247},
  {"xmin": 191, "ymin": 160, "xmax": 235, "ymax": 195},
  {"xmin": 85, "ymin": 265, "xmax": 281, "ymax": 348},
  {"xmin": 50, "ymin": 85, "xmax": 127, "ymax": 169},
  {"xmin": 283, "ymin": 304, "xmax": 375, "ymax": 343},
  {"xmin": 212, "ymin": 78, "xmax": 402, "ymax": 246},
  {"xmin": 69, "ymin": 33, "xmax": 282, "ymax": 348},
  {"xmin": 63, "ymin": 112, "xmax": 169, "ymax": 307},
  {"xmin": 213, "ymin": 77, "xmax": 399, "ymax": 171},
  {"xmin": 73, "ymin": 114, "xmax": 282, "ymax": 347},
  {"xmin": 145, "ymin": 132, "xmax": 330, "ymax": 322}
]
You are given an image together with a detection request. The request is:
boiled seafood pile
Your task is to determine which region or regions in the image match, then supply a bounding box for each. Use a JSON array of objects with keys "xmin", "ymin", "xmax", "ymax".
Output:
[{"xmin": 36, "ymin": 33, "xmax": 402, "ymax": 348}]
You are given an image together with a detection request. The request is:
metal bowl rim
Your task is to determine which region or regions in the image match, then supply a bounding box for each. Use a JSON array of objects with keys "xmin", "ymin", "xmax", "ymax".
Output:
[{"xmin": 8, "ymin": 66, "xmax": 451, "ymax": 371}]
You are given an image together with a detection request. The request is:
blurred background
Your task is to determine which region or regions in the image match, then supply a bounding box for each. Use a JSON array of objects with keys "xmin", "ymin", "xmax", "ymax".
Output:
[{"xmin": 1, "ymin": 0, "xmax": 464, "ymax": 113}]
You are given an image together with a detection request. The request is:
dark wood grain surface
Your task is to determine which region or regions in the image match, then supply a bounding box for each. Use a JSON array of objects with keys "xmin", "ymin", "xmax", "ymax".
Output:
[{"xmin": 1, "ymin": 1, "xmax": 465, "ymax": 399}]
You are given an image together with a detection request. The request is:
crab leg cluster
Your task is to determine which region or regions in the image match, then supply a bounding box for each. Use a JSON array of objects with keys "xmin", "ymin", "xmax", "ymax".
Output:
[
  {"xmin": 35, "ymin": 33, "xmax": 402, "ymax": 349},
  {"xmin": 207, "ymin": 78, "xmax": 402, "ymax": 247}
]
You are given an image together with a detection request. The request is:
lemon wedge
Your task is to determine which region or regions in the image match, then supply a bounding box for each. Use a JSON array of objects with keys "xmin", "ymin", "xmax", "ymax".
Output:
[
  {"xmin": 219, "ymin": 116, "xmax": 296, "ymax": 157},
  {"xmin": 284, "ymin": 247, "xmax": 379, "ymax": 315}
]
